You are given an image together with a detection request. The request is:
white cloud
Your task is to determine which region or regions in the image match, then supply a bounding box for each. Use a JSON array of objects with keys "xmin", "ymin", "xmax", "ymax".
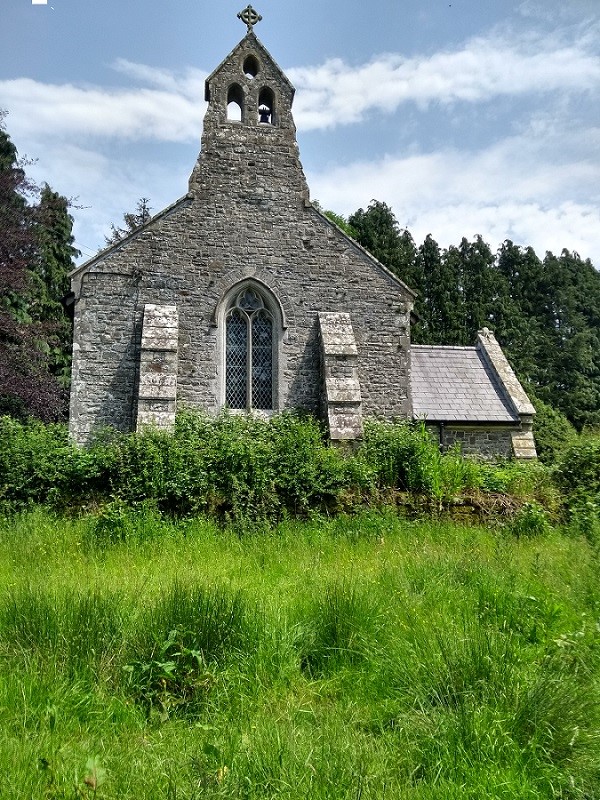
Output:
[
  {"xmin": 288, "ymin": 30, "xmax": 600, "ymax": 130},
  {"xmin": 307, "ymin": 115, "xmax": 600, "ymax": 262},
  {"xmin": 1, "ymin": 26, "xmax": 598, "ymax": 144},
  {"xmin": 2, "ymin": 22, "xmax": 598, "ymax": 264},
  {"xmin": 519, "ymin": 0, "xmax": 600, "ymax": 23},
  {"xmin": 112, "ymin": 59, "xmax": 206, "ymax": 97},
  {"xmin": 0, "ymin": 71, "xmax": 206, "ymax": 143}
]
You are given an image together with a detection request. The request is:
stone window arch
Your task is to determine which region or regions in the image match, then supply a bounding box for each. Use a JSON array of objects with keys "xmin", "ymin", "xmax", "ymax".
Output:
[
  {"xmin": 224, "ymin": 284, "xmax": 280, "ymax": 410},
  {"xmin": 227, "ymin": 83, "xmax": 244, "ymax": 121},
  {"xmin": 243, "ymin": 54, "xmax": 260, "ymax": 79},
  {"xmin": 258, "ymin": 86, "xmax": 276, "ymax": 125}
]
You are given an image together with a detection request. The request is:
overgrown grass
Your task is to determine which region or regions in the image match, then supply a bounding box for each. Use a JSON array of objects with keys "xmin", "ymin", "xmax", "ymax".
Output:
[{"xmin": 0, "ymin": 509, "xmax": 598, "ymax": 798}]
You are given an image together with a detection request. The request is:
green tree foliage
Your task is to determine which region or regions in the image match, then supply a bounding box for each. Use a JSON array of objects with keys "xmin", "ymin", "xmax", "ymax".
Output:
[
  {"xmin": 32, "ymin": 184, "xmax": 79, "ymax": 322},
  {"xmin": 32, "ymin": 184, "xmax": 80, "ymax": 383},
  {"xmin": 349, "ymin": 201, "xmax": 600, "ymax": 430},
  {"xmin": 349, "ymin": 200, "xmax": 419, "ymax": 285},
  {"xmin": 105, "ymin": 197, "xmax": 152, "ymax": 245},
  {"xmin": 530, "ymin": 395, "xmax": 578, "ymax": 465},
  {"xmin": 0, "ymin": 115, "xmax": 77, "ymax": 420},
  {"xmin": 0, "ymin": 115, "xmax": 35, "ymax": 305}
]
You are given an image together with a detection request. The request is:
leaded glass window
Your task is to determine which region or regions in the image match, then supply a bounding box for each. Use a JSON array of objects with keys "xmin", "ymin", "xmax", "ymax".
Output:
[{"xmin": 225, "ymin": 289, "xmax": 274, "ymax": 410}]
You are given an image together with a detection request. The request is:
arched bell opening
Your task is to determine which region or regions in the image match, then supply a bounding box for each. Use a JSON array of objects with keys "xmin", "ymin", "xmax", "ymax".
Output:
[
  {"xmin": 258, "ymin": 86, "xmax": 276, "ymax": 125},
  {"xmin": 227, "ymin": 83, "xmax": 244, "ymax": 122}
]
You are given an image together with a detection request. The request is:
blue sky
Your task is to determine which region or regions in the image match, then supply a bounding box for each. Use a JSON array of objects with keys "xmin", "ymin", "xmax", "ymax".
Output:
[{"xmin": 2, "ymin": 0, "xmax": 599, "ymax": 265}]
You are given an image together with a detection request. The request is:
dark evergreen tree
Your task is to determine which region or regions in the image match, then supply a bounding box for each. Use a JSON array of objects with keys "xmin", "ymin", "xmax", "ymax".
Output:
[
  {"xmin": 537, "ymin": 250, "xmax": 600, "ymax": 428},
  {"xmin": 0, "ymin": 118, "xmax": 35, "ymax": 306},
  {"xmin": 105, "ymin": 197, "xmax": 152, "ymax": 244},
  {"xmin": 347, "ymin": 198, "xmax": 600, "ymax": 430},
  {"xmin": 0, "ymin": 116, "xmax": 74, "ymax": 421},
  {"xmin": 348, "ymin": 200, "xmax": 418, "ymax": 286},
  {"xmin": 438, "ymin": 243, "xmax": 469, "ymax": 345},
  {"xmin": 32, "ymin": 183, "xmax": 80, "ymax": 383}
]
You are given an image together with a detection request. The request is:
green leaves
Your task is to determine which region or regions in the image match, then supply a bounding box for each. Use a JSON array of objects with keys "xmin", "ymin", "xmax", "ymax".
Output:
[
  {"xmin": 0, "ymin": 119, "xmax": 76, "ymax": 421},
  {"xmin": 347, "ymin": 199, "xmax": 600, "ymax": 431}
]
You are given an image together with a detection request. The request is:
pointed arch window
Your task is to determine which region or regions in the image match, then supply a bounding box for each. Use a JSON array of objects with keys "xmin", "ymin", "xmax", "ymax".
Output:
[
  {"xmin": 227, "ymin": 83, "xmax": 244, "ymax": 121},
  {"xmin": 225, "ymin": 288, "xmax": 273, "ymax": 410},
  {"xmin": 258, "ymin": 86, "xmax": 275, "ymax": 125}
]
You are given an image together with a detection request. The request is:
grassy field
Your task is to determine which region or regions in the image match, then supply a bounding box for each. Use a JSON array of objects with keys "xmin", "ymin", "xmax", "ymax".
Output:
[{"xmin": 0, "ymin": 508, "xmax": 599, "ymax": 799}]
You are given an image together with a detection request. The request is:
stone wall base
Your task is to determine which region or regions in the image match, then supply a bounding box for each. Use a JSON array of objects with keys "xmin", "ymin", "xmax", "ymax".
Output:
[{"xmin": 427, "ymin": 424, "xmax": 533, "ymax": 460}]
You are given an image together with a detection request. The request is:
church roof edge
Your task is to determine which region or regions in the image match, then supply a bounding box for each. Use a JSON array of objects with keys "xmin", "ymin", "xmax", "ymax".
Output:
[
  {"xmin": 310, "ymin": 205, "xmax": 418, "ymax": 299},
  {"xmin": 68, "ymin": 193, "xmax": 193, "ymax": 281}
]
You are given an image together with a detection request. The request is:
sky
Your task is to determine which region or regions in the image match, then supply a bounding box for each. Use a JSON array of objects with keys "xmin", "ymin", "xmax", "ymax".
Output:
[{"xmin": 2, "ymin": 0, "xmax": 599, "ymax": 266}]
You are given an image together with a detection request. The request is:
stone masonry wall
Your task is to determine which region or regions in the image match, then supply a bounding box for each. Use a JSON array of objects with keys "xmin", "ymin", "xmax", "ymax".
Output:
[
  {"xmin": 69, "ymin": 32, "xmax": 414, "ymax": 443},
  {"xmin": 432, "ymin": 425, "xmax": 514, "ymax": 459}
]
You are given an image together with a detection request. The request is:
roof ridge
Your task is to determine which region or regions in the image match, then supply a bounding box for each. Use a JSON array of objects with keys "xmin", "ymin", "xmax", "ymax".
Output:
[{"xmin": 411, "ymin": 344, "xmax": 477, "ymax": 351}]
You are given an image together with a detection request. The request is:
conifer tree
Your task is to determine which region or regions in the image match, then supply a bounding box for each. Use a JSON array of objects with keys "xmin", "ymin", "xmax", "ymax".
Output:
[
  {"xmin": 347, "ymin": 198, "xmax": 600, "ymax": 430},
  {"xmin": 0, "ymin": 116, "xmax": 75, "ymax": 420},
  {"xmin": 32, "ymin": 183, "xmax": 80, "ymax": 383},
  {"xmin": 349, "ymin": 200, "xmax": 418, "ymax": 283},
  {"xmin": 105, "ymin": 197, "xmax": 152, "ymax": 245}
]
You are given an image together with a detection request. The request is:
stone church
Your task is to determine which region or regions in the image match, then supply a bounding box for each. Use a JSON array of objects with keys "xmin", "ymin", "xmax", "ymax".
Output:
[{"xmin": 68, "ymin": 7, "xmax": 536, "ymax": 459}]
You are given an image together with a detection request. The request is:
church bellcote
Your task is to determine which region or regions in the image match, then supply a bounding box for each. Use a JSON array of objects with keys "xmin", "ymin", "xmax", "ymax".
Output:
[
  {"xmin": 189, "ymin": 6, "xmax": 309, "ymax": 203},
  {"xmin": 202, "ymin": 6, "xmax": 296, "ymax": 130}
]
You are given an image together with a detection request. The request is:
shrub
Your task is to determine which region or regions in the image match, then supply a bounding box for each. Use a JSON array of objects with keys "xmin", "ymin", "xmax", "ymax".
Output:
[
  {"xmin": 508, "ymin": 502, "xmax": 551, "ymax": 537},
  {"xmin": 360, "ymin": 420, "xmax": 442, "ymax": 494},
  {"xmin": 0, "ymin": 416, "xmax": 72, "ymax": 508},
  {"xmin": 0, "ymin": 416, "xmax": 116, "ymax": 510},
  {"xmin": 555, "ymin": 433, "xmax": 600, "ymax": 500},
  {"xmin": 112, "ymin": 411, "xmax": 366, "ymax": 520},
  {"xmin": 531, "ymin": 396, "xmax": 578, "ymax": 465},
  {"xmin": 439, "ymin": 445, "xmax": 482, "ymax": 497},
  {"xmin": 0, "ymin": 410, "xmax": 564, "ymax": 522},
  {"xmin": 479, "ymin": 460, "xmax": 551, "ymax": 498}
]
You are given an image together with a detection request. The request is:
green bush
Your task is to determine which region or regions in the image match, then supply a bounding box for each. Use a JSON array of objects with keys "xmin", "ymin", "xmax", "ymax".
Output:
[
  {"xmin": 106, "ymin": 411, "xmax": 368, "ymax": 520},
  {"xmin": 555, "ymin": 433, "xmax": 600, "ymax": 499},
  {"xmin": 553, "ymin": 433, "xmax": 600, "ymax": 541},
  {"xmin": 531, "ymin": 396, "xmax": 578, "ymax": 465},
  {"xmin": 0, "ymin": 411, "xmax": 559, "ymax": 522},
  {"xmin": 360, "ymin": 420, "xmax": 442, "ymax": 494},
  {"xmin": 508, "ymin": 502, "xmax": 551, "ymax": 537},
  {"xmin": 0, "ymin": 417, "xmax": 72, "ymax": 507},
  {"xmin": 0, "ymin": 416, "xmax": 117, "ymax": 510}
]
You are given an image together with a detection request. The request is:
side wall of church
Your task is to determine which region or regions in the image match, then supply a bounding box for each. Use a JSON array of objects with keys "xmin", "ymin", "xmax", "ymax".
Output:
[{"xmin": 425, "ymin": 424, "xmax": 515, "ymax": 459}]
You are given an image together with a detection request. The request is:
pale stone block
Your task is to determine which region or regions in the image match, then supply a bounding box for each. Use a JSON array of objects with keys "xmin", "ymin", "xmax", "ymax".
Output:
[{"xmin": 138, "ymin": 373, "xmax": 178, "ymax": 399}]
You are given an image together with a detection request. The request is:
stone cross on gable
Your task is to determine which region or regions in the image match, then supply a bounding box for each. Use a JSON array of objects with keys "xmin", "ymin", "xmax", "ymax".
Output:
[{"xmin": 238, "ymin": 4, "xmax": 262, "ymax": 32}]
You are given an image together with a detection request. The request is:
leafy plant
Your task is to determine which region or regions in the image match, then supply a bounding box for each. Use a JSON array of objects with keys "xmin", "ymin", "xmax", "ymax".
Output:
[
  {"xmin": 509, "ymin": 502, "xmax": 551, "ymax": 538},
  {"xmin": 126, "ymin": 583, "xmax": 250, "ymax": 716},
  {"xmin": 360, "ymin": 419, "xmax": 442, "ymax": 494}
]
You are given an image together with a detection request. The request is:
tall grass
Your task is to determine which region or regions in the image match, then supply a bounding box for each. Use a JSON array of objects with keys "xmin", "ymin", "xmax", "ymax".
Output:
[{"xmin": 0, "ymin": 510, "xmax": 598, "ymax": 798}]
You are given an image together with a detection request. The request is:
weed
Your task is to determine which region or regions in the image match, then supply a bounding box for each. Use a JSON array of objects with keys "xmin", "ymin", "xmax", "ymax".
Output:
[
  {"xmin": 125, "ymin": 583, "xmax": 251, "ymax": 716},
  {"xmin": 509, "ymin": 502, "xmax": 551, "ymax": 537}
]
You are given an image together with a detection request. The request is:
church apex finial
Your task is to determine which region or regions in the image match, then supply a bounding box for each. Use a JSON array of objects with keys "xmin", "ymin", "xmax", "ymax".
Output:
[{"xmin": 237, "ymin": 4, "xmax": 262, "ymax": 32}]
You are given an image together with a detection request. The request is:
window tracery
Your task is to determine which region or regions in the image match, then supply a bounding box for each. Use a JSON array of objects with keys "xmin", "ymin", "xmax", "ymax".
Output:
[{"xmin": 225, "ymin": 287, "xmax": 274, "ymax": 410}]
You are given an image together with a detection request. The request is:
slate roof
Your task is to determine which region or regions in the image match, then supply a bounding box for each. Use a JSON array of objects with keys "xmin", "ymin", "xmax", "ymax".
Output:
[{"xmin": 411, "ymin": 345, "xmax": 519, "ymax": 423}]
